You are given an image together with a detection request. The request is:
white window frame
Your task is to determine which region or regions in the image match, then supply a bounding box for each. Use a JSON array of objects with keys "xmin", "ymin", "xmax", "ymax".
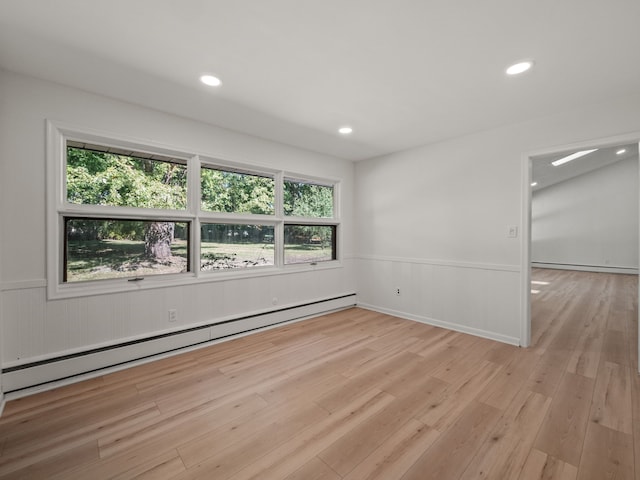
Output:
[
  {"xmin": 282, "ymin": 176, "xmax": 339, "ymax": 265},
  {"xmin": 198, "ymin": 156, "xmax": 280, "ymax": 272},
  {"xmin": 46, "ymin": 121, "xmax": 342, "ymax": 300}
]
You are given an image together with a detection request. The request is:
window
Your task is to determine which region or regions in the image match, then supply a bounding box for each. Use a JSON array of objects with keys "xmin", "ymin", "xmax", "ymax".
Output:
[
  {"xmin": 283, "ymin": 178, "xmax": 337, "ymax": 265},
  {"xmin": 284, "ymin": 225, "xmax": 336, "ymax": 264},
  {"xmin": 200, "ymin": 223, "xmax": 274, "ymax": 270},
  {"xmin": 65, "ymin": 218, "xmax": 189, "ymax": 282},
  {"xmin": 59, "ymin": 142, "xmax": 191, "ymax": 285},
  {"xmin": 199, "ymin": 164, "xmax": 278, "ymax": 273},
  {"xmin": 47, "ymin": 122, "xmax": 341, "ymax": 298},
  {"xmin": 67, "ymin": 143, "xmax": 187, "ymax": 209},
  {"xmin": 201, "ymin": 166, "xmax": 274, "ymax": 215},
  {"xmin": 284, "ymin": 179, "xmax": 334, "ymax": 218}
]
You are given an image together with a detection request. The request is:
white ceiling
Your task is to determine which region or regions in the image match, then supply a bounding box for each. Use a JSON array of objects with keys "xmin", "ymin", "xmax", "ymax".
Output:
[
  {"xmin": 532, "ymin": 143, "xmax": 639, "ymax": 191},
  {"xmin": 1, "ymin": 0, "xmax": 640, "ymax": 161}
]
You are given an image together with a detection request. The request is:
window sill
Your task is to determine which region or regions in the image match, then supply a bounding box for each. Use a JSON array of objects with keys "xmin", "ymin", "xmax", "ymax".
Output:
[{"xmin": 47, "ymin": 260, "xmax": 344, "ymax": 300}]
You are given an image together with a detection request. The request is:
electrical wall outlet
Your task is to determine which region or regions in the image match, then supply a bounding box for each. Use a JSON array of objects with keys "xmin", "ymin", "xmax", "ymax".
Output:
[{"xmin": 168, "ymin": 309, "xmax": 177, "ymax": 323}]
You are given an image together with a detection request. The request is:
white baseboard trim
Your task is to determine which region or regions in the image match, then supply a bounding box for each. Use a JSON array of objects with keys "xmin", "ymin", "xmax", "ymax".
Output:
[
  {"xmin": 2, "ymin": 294, "xmax": 356, "ymax": 398},
  {"xmin": 532, "ymin": 262, "xmax": 638, "ymax": 275},
  {"xmin": 0, "ymin": 392, "xmax": 5, "ymax": 417},
  {"xmin": 357, "ymin": 303, "xmax": 521, "ymax": 347}
]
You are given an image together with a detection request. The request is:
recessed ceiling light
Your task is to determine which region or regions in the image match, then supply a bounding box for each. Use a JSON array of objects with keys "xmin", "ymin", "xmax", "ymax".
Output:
[
  {"xmin": 551, "ymin": 149, "xmax": 598, "ymax": 167},
  {"xmin": 506, "ymin": 60, "xmax": 534, "ymax": 75},
  {"xmin": 200, "ymin": 74, "xmax": 222, "ymax": 87},
  {"xmin": 338, "ymin": 126, "xmax": 353, "ymax": 135},
  {"xmin": 617, "ymin": 149, "xmax": 627, "ymax": 155},
  {"xmin": 531, "ymin": 182, "xmax": 538, "ymax": 187}
]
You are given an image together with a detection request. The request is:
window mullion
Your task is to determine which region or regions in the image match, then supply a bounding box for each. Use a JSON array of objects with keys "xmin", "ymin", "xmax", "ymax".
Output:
[
  {"xmin": 190, "ymin": 155, "xmax": 202, "ymax": 277},
  {"xmin": 188, "ymin": 155, "xmax": 201, "ymax": 215},
  {"xmin": 282, "ymin": 217, "xmax": 339, "ymax": 226},
  {"xmin": 60, "ymin": 204, "xmax": 195, "ymax": 220},
  {"xmin": 274, "ymin": 172, "xmax": 284, "ymax": 267},
  {"xmin": 197, "ymin": 212, "xmax": 278, "ymax": 224}
]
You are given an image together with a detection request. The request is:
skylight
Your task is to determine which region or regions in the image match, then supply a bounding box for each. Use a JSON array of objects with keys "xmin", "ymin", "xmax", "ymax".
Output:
[{"xmin": 551, "ymin": 149, "xmax": 598, "ymax": 167}]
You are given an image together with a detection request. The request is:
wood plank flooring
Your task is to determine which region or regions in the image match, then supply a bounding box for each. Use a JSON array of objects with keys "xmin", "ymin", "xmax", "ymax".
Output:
[{"xmin": 0, "ymin": 268, "xmax": 637, "ymax": 479}]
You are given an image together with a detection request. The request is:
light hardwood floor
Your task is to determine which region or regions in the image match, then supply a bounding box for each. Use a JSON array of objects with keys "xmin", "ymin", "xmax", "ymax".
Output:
[{"xmin": 0, "ymin": 269, "xmax": 638, "ymax": 479}]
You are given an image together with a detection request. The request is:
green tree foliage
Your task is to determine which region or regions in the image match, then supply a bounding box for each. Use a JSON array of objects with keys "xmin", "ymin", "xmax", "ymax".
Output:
[
  {"xmin": 201, "ymin": 168, "xmax": 274, "ymax": 214},
  {"xmin": 284, "ymin": 181, "xmax": 333, "ymax": 217},
  {"xmin": 66, "ymin": 147, "xmax": 187, "ymax": 210}
]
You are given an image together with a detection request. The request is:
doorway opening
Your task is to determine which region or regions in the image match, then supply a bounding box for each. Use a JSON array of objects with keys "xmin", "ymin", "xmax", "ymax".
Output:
[{"xmin": 521, "ymin": 134, "xmax": 640, "ymax": 373}]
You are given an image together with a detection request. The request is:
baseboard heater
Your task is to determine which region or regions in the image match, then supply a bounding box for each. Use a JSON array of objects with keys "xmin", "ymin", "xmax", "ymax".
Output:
[{"xmin": 2, "ymin": 293, "xmax": 357, "ymax": 395}]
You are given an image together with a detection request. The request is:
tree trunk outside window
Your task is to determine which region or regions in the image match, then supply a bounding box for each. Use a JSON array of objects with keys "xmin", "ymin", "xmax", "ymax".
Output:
[{"xmin": 144, "ymin": 222, "xmax": 174, "ymax": 260}]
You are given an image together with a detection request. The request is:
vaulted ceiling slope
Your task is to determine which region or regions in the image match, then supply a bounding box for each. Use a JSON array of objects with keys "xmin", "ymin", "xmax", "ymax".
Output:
[{"xmin": 1, "ymin": 1, "xmax": 639, "ymax": 161}]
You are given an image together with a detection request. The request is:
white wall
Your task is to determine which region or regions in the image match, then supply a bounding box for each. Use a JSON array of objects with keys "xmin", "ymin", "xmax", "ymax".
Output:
[
  {"xmin": 0, "ymin": 72, "xmax": 5, "ymax": 408},
  {"xmin": 0, "ymin": 70, "xmax": 356, "ymax": 392},
  {"xmin": 355, "ymin": 93, "xmax": 640, "ymax": 345},
  {"xmin": 532, "ymin": 157, "xmax": 639, "ymax": 272},
  {"xmin": 4, "ymin": 66, "xmax": 640, "ymax": 394},
  {"xmin": 0, "ymin": 141, "xmax": 3, "ymax": 410}
]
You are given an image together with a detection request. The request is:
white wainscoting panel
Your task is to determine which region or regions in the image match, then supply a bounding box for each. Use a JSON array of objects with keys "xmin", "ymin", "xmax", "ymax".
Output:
[{"xmin": 355, "ymin": 256, "xmax": 521, "ymax": 345}]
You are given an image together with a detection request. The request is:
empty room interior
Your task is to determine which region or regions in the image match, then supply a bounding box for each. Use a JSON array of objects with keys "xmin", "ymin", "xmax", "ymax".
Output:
[{"xmin": 1, "ymin": 1, "xmax": 640, "ymax": 479}]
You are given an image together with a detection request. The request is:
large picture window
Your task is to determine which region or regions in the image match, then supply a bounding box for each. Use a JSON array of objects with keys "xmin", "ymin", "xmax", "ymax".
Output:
[
  {"xmin": 65, "ymin": 218, "xmax": 189, "ymax": 282},
  {"xmin": 47, "ymin": 122, "xmax": 340, "ymax": 298}
]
